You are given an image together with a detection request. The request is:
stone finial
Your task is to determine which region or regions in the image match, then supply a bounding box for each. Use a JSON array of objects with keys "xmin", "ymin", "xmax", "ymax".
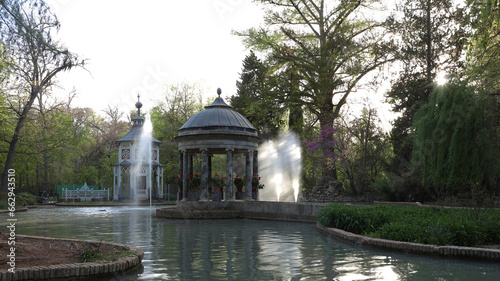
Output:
[
  {"xmin": 135, "ymin": 94, "xmax": 143, "ymax": 116},
  {"xmin": 217, "ymin": 88, "xmax": 222, "ymax": 97}
]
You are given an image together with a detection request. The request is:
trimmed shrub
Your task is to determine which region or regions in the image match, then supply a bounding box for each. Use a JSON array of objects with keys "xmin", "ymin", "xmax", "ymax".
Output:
[{"xmin": 317, "ymin": 204, "xmax": 500, "ymax": 246}]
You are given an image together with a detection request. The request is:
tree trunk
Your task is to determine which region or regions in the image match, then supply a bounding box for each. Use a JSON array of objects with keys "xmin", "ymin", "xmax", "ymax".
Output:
[
  {"xmin": 349, "ymin": 177, "xmax": 357, "ymax": 195},
  {"xmin": 288, "ymin": 65, "xmax": 303, "ymax": 134},
  {"xmin": 1, "ymin": 90, "xmax": 38, "ymax": 192},
  {"xmin": 319, "ymin": 112, "xmax": 337, "ymax": 179}
]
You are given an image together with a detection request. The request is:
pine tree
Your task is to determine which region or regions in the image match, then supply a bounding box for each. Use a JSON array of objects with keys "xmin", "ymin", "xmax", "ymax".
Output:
[{"xmin": 231, "ymin": 51, "xmax": 285, "ymax": 140}]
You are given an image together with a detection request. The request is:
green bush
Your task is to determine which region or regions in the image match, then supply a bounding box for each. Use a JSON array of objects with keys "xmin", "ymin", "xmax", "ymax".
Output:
[
  {"xmin": 16, "ymin": 192, "xmax": 40, "ymax": 206},
  {"xmin": 317, "ymin": 204, "xmax": 500, "ymax": 246}
]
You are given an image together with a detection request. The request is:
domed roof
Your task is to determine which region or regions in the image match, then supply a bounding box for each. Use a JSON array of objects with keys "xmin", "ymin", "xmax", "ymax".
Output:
[
  {"xmin": 116, "ymin": 95, "xmax": 161, "ymax": 144},
  {"xmin": 178, "ymin": 91, "xmax": 257, "ymax": 137},
  {"xmin": 176, "ymin": 89, "xmax": 259, "ymax": 153}
]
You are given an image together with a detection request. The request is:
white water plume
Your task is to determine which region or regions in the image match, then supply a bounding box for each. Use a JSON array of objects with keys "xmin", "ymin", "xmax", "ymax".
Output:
[
  {"xmin": 258, "ymin": 132, "xmax": 302, "ymax": 202},
  {"xmin": 132, "ymin": 113, "xmax": 153, "ymax": 203}
]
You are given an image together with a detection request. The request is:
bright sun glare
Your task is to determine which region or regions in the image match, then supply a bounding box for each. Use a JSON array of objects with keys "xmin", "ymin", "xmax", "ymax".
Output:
[{"xmin": 436, "ymin": 72, "xmax": 448, "ymax": 85}]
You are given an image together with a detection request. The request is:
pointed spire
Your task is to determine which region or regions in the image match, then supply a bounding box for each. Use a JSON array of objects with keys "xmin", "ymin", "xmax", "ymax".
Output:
[{"xmin": 135, "ymin": 94, "xmax": 143, "ymax": 116}]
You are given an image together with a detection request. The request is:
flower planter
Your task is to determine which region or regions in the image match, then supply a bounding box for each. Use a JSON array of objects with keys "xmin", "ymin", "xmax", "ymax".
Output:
[
  {"xmin": 212, "ymin": 192, "xmax": 222, "ymax": 201},
  {"xmin": 188, "ymin": 192, "xmax": 199, "ymax": 201},
  {"xmin": 235, "ymin": 191, "xmax": 245, "ymax": 200}
]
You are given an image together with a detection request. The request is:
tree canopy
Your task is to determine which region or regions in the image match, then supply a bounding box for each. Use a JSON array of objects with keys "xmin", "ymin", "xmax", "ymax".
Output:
[{"xmin": 0, "ymin": 0, "xmax": 83, "ymax": 191}]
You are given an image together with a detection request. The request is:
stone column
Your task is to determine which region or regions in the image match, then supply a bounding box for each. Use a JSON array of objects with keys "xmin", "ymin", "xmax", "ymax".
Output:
[
  {"xmin": 226, "ymin": 148, "xmax": 234, "ymax": 200},
  {"xmin": 200, "ymin": 149, "xmax": 209, "ymax": 201},
  {"xmin": 253, "ymin": 151, "xmax": 259, "ymax": 201},
  {"xmin": 253, "ymin": 151, "xmax": 259, "ymax": 176},
  {"xmin": 130, "ymin": 169, "xmax": 135, "ymax": 200},
  {"xmin": 159, "ymin": 167, "xmax": 163, "ymax": 199},
  {"xmin": 188, "ymin": 154, "xmax": 194, "ymax": 176},
  {"xmin": 178, "ymin": 152, "xmax": 183, "ymax": 176},
  {"xmin": 182, "ymin": 151, "xmax": 188, "ymax": 201},
  {"xmin": 245, "ymin": 150, "xmax": 254, "ymax": 200},
  {"xmin": 178, "ymin": 152, "xmax": 183, "ymax": 201},
  {"xmin": 208, "ymin": 155, "xmax": 213, "ymax": 199},
  {"xmin": 113, "ymin": 166, "xmax": 119, "ymax": 200},
  {"xmin": 208, "ymin": 155, "xmax": 212, "ymax": 178}
]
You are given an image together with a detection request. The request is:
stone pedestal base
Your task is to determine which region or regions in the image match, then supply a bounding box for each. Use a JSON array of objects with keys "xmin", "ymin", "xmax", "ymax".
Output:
[
  {"xmin": 252, "ymin": 191, "xmax": 258, "ymax": 200},
  {"xmin": 235, "ymin": 191, "xmax": 245, "ymax": 200},
  {"xmin": 188, "ymin": 192, "xmax": 199, "ymax": 201},
  {"xmin": 212, "ymin": 192, "xmax": 222, "ymax": 202}
]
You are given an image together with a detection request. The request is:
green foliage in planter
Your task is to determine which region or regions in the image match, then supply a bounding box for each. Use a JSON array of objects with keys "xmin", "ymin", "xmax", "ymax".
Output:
[
  {"xmin": 188, "ymin": 174, "xmax": 201, "ymax": 188},
  {"xmin": 234, "ymin": 175, "xmax": 245, "ymax": 188},
  {"xmin": 317, "ymin": 204, "xmax": 500, "ymax": 247},
  {"xmin": 209, "ymin": 173, "xmax": 225, "ymax": 186}
]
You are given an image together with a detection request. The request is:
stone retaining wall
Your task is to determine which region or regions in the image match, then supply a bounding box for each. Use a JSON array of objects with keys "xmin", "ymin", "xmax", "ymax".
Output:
[
  {"xmin": 317, "ymin": 223, "xmax": 500, "ymax": 261},
  {"xmin": 0, "ymin": 235, "xmax": 144, "ymax": 281},
  {"xmin": 159, "ymin": 201, "xmax": 328, "ymax": 222},
  {"xmin": 233, "ymin": 201, "xmax": 327, "ymax": 222}
]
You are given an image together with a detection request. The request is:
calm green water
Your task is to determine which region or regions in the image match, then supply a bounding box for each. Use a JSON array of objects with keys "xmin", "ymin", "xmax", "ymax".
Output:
[{"xmin": 2, "ymin": 206, "xmax": 500, "ymax": 280}]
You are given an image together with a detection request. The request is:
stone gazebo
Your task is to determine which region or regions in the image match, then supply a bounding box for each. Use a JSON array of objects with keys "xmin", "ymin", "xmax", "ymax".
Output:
[{"xmin": 176, "ymin": 88, "xmax": 260, "ymax": 201}]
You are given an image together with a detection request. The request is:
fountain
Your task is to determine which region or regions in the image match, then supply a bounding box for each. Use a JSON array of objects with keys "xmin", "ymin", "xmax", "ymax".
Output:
[
  {"xmin": 139, "ymin": 113, "xmax": 153, "ymax": 207},
  {"xmin": 113, "ymin": 96, "xmax": 164, "ymax": 202},
  {"xmin": 258, "ymin": 131, "xmax": 302, "ymax": 202}
]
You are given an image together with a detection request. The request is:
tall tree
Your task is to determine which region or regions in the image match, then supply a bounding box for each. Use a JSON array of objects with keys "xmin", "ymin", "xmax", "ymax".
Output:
[
  {"xmin": 303, "ymin": 106, "xmax": 392, "ymax": 194},
  {"xmin": 235, "ymin": 0, "xmax": 395, "ymax": 178},
  {"xmin": 0, "ymin": 0, "xmax": 83, "ymax": 191},
  {"xmin": 466, "ymin": 0, "xmax": 500, "ymax": 93},
  {"xmin": 412, "ymin": 81, "xmax": 499, "ymax": 198},
  {"xmin": 150, "ymin": 82, "xmax": 205, "ymax": 181},
  {"xmin": 231, "ymin": 51, "xmax": 285, "ymax": 140},
  {"xmin": 386, "ymin": 0, "xmax": 466, "ymax": 171}
]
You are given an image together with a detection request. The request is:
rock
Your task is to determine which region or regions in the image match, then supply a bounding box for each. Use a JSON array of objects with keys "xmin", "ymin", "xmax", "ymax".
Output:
[
  {"xmin": 306, "ymin": 177, "xmax": 346, "ymax": 202},
  {"xmin": 328, "ymin": 180, "xmax": 344, "ymax": 194}
]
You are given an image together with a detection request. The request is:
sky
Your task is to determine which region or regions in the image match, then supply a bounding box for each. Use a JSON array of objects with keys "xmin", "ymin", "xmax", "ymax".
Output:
[
  {"xmin": 47, "ymin": 0, "xmax": 398, "ymax": 131},
  {"xmin": 48, "ymin": 0, "xmax": 265, "ymax": 115}
]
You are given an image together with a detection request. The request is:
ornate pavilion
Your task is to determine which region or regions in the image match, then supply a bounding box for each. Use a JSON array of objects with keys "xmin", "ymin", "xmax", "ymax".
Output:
[
  {"xmin": 112, "ymin": 96, "xmax": 164, "ymax": 201},
  {"xmin": 176, "ymin": 88, "xmax": 260, "ymax": 201}
]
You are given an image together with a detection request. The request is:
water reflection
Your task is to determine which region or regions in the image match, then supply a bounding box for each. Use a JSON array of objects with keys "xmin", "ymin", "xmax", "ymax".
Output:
[{"xmin": 2, "ymin": 206, "xmax": 500, "ymax": 280}]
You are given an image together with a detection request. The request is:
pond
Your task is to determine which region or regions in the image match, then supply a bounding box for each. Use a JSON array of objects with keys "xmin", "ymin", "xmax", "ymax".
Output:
[{"xmin": 3, "ymin": 206, "xmax": 500, "ymax": 280}]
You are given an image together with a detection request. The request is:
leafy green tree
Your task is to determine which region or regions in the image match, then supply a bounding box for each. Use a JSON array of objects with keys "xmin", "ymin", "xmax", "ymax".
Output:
[
  {"xmin": 303, "ymin": 106, "xmax": 392, "ymax": 194},
  {"xmin": 0, "ymin": 0, "xmax": 83, "ymax": 191},
  {"xmin": 235, "ymin": 0, "xmax": 395, "ymax": 178},
  {"xmin": 412, "ymin": 81, "xmax": 499, "ymax": 198},
  {"xmin": 71, "ymin": 106, "xmax": 128, "ymax": 188},
  {"xmin": 340, "ymin": 107, "xmax": 392, "ymax": 194},
  {"xmin": 150, "ymin": 82, "xmax": 205, "ymax": 182},
  {"xmin": 386, "ymin": 0, "xmax": 467, "ymax": 173},
  {"xmin": 4, "ymin": 96, "xmax": 82, "ymax": 194},
  {"xmin": 466, "ymin": 0, "xmax": 500, "ymax": 94}
]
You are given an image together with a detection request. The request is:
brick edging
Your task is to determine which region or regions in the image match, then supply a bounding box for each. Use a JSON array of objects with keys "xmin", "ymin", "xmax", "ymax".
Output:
[
  {"xmin": 317, "ymin": 222, "xmax": 500, "ymax": 261},
  {"xmin": 0, "ymin": 235, "xmax": 144, "ymax": 281}
]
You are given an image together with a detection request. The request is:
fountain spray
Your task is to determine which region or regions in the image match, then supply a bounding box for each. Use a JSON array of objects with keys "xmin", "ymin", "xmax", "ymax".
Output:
[
  {"xmin": 258, "ymin": 131, "xmax": 302, "ymax": 202},
  {"xmin": 142, "ymin": 113, "xmax": 153, "ymax": 208}
]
